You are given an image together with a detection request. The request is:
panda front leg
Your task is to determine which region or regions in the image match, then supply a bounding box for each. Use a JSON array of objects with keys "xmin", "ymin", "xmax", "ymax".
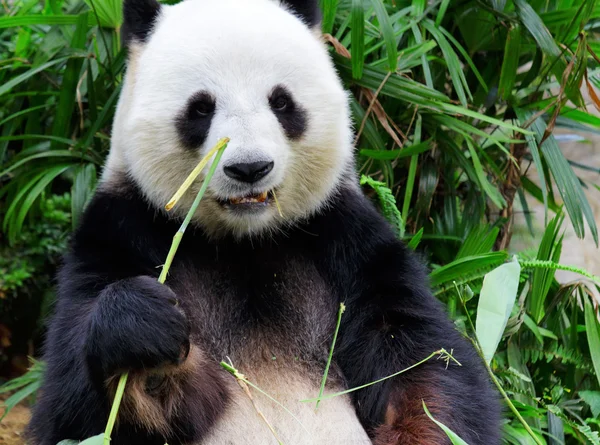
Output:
[
  {"xmin": 336, "ymin": 245, "xmax": 502, "ymax": 445},
  {"xmin": 29, "ymin": 271, "xmax": 228, "ymax": 445},
  {"xmin": 87, "ymin": 275, "xmax": 231, "ymax": 444}
]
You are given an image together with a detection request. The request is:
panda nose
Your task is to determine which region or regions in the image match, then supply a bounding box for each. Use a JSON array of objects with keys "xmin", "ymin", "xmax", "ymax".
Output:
[{"xmin": 223, "ymin": 161, "xmax": 274, "ymax": 183}]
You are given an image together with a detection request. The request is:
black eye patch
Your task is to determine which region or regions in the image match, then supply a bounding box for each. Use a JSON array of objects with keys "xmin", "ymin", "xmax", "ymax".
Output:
[
  {"xmin": 269, "ymin": 85, "xmax": 307, "ymax": 140},
  {"xmin": 175, "ymin": 91, "xmax": 216, "ymax": 149}
]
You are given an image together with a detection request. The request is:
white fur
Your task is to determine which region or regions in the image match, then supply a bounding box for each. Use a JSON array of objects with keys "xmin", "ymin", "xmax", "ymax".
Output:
[
  {"xmin": 104, "ymin": 0, "xmax": 354, "ymax": 237},
  {"xmin": 200, "ymin": 367, "xmax": 372, "ymax": 445}
]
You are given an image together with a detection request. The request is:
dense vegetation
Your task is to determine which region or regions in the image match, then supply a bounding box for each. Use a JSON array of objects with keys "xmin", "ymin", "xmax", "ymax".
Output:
[{"xmin": 1, "ymin": 0, "xmax": 600, "ymax": 443}]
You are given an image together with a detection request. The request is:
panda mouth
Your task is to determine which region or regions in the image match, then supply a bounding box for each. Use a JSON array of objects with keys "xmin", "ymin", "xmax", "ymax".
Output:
[{"xmin": 218, "ymin": 190, "xmax": 273, "ymax": 208}]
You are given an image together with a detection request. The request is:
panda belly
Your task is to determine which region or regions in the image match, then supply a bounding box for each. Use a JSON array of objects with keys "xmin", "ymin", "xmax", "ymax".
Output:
[{"xmin": 199, "ymin": 369, "xmax": 371, "ymax": 445}]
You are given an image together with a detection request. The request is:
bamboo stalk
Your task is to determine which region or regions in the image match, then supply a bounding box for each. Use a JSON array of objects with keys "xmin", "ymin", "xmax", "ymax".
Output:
[{"xmin": 102, "ymin": 139, "xmax": 229, "ymax": 443}]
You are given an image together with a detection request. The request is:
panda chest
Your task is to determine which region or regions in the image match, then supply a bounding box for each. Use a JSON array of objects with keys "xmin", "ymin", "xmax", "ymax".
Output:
[{"xmin": 174, "ymin": 256, "xmax": 338, "ymax": 360}]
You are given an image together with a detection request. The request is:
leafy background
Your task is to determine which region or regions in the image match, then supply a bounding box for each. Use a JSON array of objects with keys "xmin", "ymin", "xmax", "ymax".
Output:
[{"xmin": 1, "ymin": 0, "xmax": 600, "ymax": 443}]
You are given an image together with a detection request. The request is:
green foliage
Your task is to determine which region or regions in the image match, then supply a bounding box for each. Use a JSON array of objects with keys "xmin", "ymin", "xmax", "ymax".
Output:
[{"xmin": 0, "ymin": 0, "xmax": 600, "ymax": 443}]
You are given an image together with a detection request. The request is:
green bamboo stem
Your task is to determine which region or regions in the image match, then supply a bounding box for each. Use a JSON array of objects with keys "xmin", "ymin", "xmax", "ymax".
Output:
[
  {"xmin": 102, "ymin": 141, "xmax": 228, "ymax": 444},
  {"xmin": 103, "ymin": 372, "xmax": 128, "ymax": 445},
  {"xmin": 315, "ymin": 302, "xmax": 345, "ymax": 410}
]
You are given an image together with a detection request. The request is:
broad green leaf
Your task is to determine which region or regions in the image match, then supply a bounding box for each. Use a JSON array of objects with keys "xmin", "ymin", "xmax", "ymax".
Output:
[
  {"xmin": 71, "ymin": 164, "xmax": 97, "ymax": 230},
  {"xmin": 0, "ymin": 15, "xmax": 82, "ymax": 28},
  {"xmin": 7, "ymin": 165, "xmax": 72, "ymax": 242},
  {"xmin": 476, "ymin": 257, "xmax": 521, "ymax": 363},
  {"xmin": 422, "ymin": 401, "xmax": 469, "ymax": 445},
  {"xmin": 0, "ymin": 150, "xmax": 94, "ymax": 178},
  {"xmin": 410, "ymin": 23, "xmax": 433, "ymax": 88},
  {"xmin": 0, "ymin": 57, "xmax": 71, "ymax": 97},
  {"xmin": 584, "ymin": 298, "xmax": 600, "ymax": 387},
  {"xmin": 514, "ymin": 0, "xmax": 566, "ymax": 81},
  {"xmin": 359, "ymin": 139, "xmax": 431, "ymax": 160},
  {"xmin": 521, "ymin": 112, "xmax": 598, "ymax": 244},
  {"xmin": 499, "ymin": 24, "xmax": 521, "ymax": 99},
  {"xmin": 57, "ymin": 434, "xmax": 104, "ymax": 445},
  {"xmin": 465, "ymin": 138, "xmax": 506, "ymax": 208},
  {"xmin": 371, "ymin": 0, "xmax": 397, "ymax": 72},
  {"xmin": 547, "ymin": 410, "xmax": 565, "ymax": 445},
  {"xmin": 85, "ymin": 0, "xmax": 123, "ymax": 29},
  {"xmin": 529, "ymin": 213, "xmax": 564, "ymax": 323},
  {"xmin": 455, "ymin": 225, "xmax": 499, "ymax": 260},
  {"xmin": 422, "ymin": 20, "xmax": 470, "ymax": 105},
  {"xmin": 430, "ymin": 252, "xmax": 508, "ymax": 288},
  {"xmin": 435, "ymin": 0, "xmax": 450, "ymax": 26},
  {"xmin": 350, "ymin": 0, "xmax": 365, "ymax": 79},
  {"xmin": 51, "ymin": 13, "xmax": 89, "ymax": 148},
  {"xmin": 320, "ymin": 0, "xmax": 339, "ymax": 34},
  {"xmin": 579, "ymin": 390, "xmax": 600, "ymax": 418},
  {"xmin": 402, "ymin": 114, "xmax": 422, "ymax": 223},
  {"xmin": 407, "ymin": 227, "xmax": 424, "ymax": 250},
  {"xmin": 0, "ymin": 380, "xmax": 40, "ymax": 420},
  {"xmin": 438, "ymin": 27, "xmax": 488, "ymax": 92}
]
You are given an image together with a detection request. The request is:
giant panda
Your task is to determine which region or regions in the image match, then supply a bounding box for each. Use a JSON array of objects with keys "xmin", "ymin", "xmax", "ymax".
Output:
[{"xmin": 27, "ymin": 0, "xmax": 501, "ymax": 444}]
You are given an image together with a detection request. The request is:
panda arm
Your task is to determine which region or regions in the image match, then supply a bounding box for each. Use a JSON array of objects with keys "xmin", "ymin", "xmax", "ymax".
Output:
[
  {"xmin": 335, "ymin": 239, "xmax": 501, "ymax": 445},
  {"xmin": 28, "ymin": 191, "xmax": 193, "ymax": 445}
]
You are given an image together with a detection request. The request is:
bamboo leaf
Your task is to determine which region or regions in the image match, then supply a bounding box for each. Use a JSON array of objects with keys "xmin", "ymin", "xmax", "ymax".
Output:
[
  {"xmin": 0, "ymin": 57, "xmax": 71, "ymax": 97},
  {"xmin": 51, "ymin": 13, "xmax": 89, "ymax": 148},
  {"xmin": 359, "ymin": 139, "xmax": 431, "ymax": 160},
  {"xmin": 423, "ymin": 401, "xmax": 469, "ymax": 445},
  {"xmin": 320, "ymin": 0, "xmax": 339, "ymax": 34},
  {"xmin": 430, "ymin": 252, "xmax": 508, "ymax": 288},
  {"xmin": 499, "ymin": 24, "xmax": 521, "ymax": 100},
  {"xmin": 350, "ymin": 0, "xmax": 365, "ymax": 79},
  {"xmin": 476, "ymin": 257, "xmax": 521, "ymax": 364},
  {"xmin": 584, "ymin": 298, "xmax": 600, "ymax": 387},
  {"xmin": 371, "ymin": 0, "xmax": 398, "ymax": 72},
  {"xmin": 522, "ymin": 112, "xmax": 598, "ymax": 244}
]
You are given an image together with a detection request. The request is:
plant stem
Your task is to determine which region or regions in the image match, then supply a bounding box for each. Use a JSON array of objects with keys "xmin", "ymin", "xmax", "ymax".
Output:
[
  {"xmin": 302, "ymin": 348, "xmax": 458, "ymax": 403},
  {"xmin": 102, "ymin": 140, "xmax": 228, "ymax": 443},
  {"xmin": 166, "ymin": 137, "xmax": 230, "ymax": 211},
  {"xmin": 103, "ymin": 372, "xmax": 128, "ymax": 445},
  {"xmin": 483, "ymin": 353, "xmax": 544, "ymax": 445},
  {"xmin": 519, "ymin": 259, "xmax": 600, "ymax": 285},
  {"xmin": 315, "ymin": 302, "xmax": 345, "ymax": 410},
  {"xmin": 220, "ymin": 361, "xmax": 308, "ymax": 434}
]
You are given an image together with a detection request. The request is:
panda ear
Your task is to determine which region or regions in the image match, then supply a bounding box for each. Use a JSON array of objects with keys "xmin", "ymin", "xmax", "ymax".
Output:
[
  {"xmin": 281, "ymin": 0, "xmax": 322, "ymax": 29},
  {"xmin": 121, "ymin": 0, "xmax": 162, "ymax": 46}
]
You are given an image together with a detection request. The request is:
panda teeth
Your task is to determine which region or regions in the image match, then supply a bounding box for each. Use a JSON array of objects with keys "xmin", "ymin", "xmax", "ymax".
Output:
[{"xmin": 228, "ymin": 191, "xmax": 269, "ymax": 205}]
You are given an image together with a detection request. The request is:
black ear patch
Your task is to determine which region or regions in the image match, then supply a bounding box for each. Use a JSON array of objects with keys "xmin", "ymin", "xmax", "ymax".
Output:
[
  {"xmin": 122, "ymin": 0, "xmax": 162, "ymax": 46},
  {"xmin": 281, "ymin": 0, "xmax": 322, "ymax": 28}
]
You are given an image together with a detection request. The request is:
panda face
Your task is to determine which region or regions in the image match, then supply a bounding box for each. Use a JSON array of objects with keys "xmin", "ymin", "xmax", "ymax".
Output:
[{"xmin": 106, "ymin": 0, "xmax": 354, "ymax": 237}]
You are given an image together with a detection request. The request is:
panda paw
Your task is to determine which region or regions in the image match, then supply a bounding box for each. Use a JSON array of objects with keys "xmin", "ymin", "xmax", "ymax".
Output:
[{"xmin": 86, "ymin": 275, "xmax": 190, "ymax": 379}]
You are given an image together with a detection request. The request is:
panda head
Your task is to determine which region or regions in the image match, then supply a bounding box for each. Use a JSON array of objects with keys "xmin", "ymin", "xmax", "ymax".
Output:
[{"xmin": 105, "ymin": 0, "xmax": 354, "ymax": 238}]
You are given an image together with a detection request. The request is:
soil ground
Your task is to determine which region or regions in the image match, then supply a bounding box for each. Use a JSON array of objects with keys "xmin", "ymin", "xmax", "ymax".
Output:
[{"xmin": 0, "ymin": 395, "xmax": 29, "ymax": 445}]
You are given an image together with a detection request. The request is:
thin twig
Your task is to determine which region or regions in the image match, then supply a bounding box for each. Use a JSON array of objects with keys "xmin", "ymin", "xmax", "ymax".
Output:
[
  {"xmin": 315, "ymin": 302, "xmax": 345, "ymax": 410},
  {"xmin": 301, "ymin": 349, "xmax": 460, "ymax": 403}
]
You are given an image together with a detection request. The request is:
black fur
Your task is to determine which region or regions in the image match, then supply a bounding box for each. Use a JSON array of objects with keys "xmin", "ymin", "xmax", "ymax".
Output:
[
  {"xmin": 122, "ymin": 0, "xmax": 161, "ymax": 45},
  {"xmin": 176, "ymin": 92, "xmax": 216, "ymax": 150},
  {"xmin": 281, "ymin": 0, "xmax": 322, "ymax": 28},
  {"xmin": 28, "ymin": 178, "xmax": 501, "ymax": 445},
  {"xmin": 269, "ymin": 85, "xmax": 307, "ymax": 140}
]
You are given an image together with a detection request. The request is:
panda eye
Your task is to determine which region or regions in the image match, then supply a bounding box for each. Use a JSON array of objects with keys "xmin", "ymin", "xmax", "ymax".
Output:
[
  {"xmin": 269, "ymin": 87, "xmax": 293, "ymax": 112},
  {"xmin": 271, "ymin": 95, "xmax": 288, "ymax": 111},
  {"xmin": 190, "ymin": 94, "xmax": 216, "ymax": 117}
]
